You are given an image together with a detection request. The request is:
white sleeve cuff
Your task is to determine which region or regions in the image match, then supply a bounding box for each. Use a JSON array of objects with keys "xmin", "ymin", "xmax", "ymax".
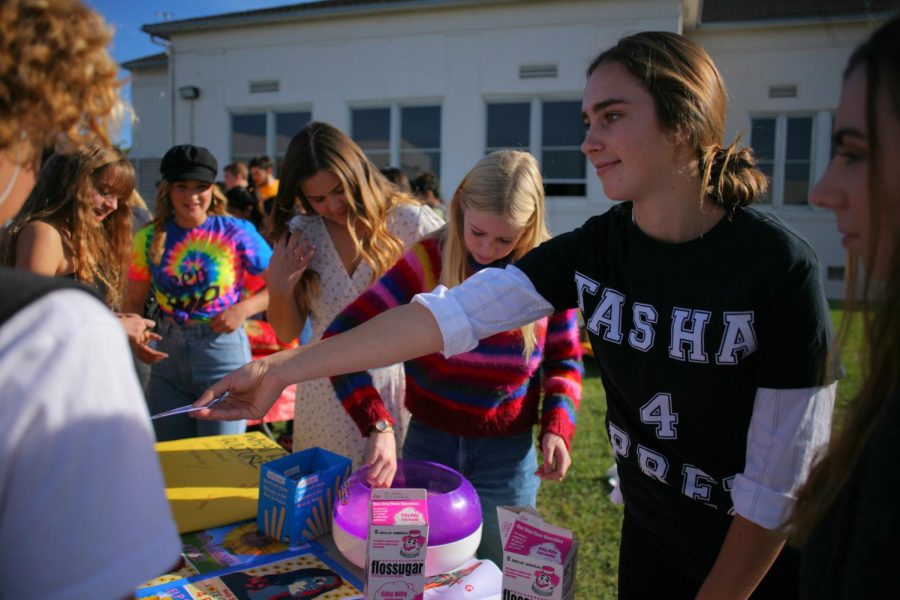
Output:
[
  {"xmin": 411, "ymin": 265, "xmax": 554, "ymax": 357},
  {"xmin": 412, "ymin": 284, "xmax": 479, "ymax": 356},
  {"xmin": 731, "ymin": 383, "xmax": 836, "ymax": 529},
  {"xmin": 731, "ymin": 474, "xmax": 794, "ymax": 530}
]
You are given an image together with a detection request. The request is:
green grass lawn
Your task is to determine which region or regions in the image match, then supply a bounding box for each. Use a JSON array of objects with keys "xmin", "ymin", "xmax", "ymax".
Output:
[{"xmin": 536, "ymin": 308, "xmax": 864, "ymax": 598}]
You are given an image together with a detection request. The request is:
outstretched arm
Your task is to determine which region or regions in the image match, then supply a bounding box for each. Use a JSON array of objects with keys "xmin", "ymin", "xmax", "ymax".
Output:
[
  {"xmin": 194, "ymin": 302, "xmax": 443, "ymax": 421},
  {"xmin": 195, "ymin": 265, "xmax": 554, "ymax": 420}
]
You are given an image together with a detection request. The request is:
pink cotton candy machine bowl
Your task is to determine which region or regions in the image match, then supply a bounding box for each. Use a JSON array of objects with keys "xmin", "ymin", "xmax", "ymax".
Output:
[{"xmin": 332, "ymin": 459, "xmax": 482, "ymax": 576}]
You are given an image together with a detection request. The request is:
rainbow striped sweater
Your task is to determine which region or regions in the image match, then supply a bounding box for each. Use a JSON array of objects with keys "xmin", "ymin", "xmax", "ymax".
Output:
[{"xmin": 323, "ymin": 237, "xmax": 583, "ymax": 447}]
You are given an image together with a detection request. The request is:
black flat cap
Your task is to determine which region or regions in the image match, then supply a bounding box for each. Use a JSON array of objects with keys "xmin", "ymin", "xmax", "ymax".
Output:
[{"xmin": 160, "ymin": 144, "xmax": 218, "ymax": 184}]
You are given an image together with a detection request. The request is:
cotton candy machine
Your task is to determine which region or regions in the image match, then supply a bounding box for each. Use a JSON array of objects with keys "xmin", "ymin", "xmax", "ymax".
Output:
[{"xmin": 332, "ymin": 459, "xmax": 482, "ymax": 576}]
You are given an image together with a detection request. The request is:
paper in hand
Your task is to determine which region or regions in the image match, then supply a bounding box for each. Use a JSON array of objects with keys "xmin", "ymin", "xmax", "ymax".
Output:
[{"xmin": 151, "ymin": 394, "xmax": 227, "ymax": 420}]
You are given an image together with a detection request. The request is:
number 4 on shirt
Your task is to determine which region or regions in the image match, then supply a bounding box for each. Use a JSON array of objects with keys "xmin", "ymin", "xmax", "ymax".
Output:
[{"xmin": 640, "ymin": 393, "xmax": 679, "ymax": 439}]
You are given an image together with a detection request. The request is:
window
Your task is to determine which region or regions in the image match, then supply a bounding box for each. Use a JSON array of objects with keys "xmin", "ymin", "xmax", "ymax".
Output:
[
  {"xmin": 351, "ymin": 104, "xmax": 441, "ymax": 177},
  {"xmin": 486, "ymin": 99, "xmax": 586, "ymax": 197},
  {"xmin": 751, "ymin": 114, "xmax": 815, "ymax": 206},
  {"xmin": 230, "ymin": 110, "xmax": 312, "ymax": 175}
]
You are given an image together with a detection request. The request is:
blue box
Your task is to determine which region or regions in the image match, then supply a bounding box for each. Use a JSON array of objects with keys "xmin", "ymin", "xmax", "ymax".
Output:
[{"xmin": 257, "ymin": 447, "xmax": 353, "ymax": 544}]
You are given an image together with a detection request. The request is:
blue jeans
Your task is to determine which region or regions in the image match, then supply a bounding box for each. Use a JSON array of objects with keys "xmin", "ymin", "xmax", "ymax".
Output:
[
  {"xmin": 402, "ymin": 419, "xmax": 540, "ymax": 566},
  {"xmin": 147, "ymin": 319, "xmax": 249, "ymax": 441}
]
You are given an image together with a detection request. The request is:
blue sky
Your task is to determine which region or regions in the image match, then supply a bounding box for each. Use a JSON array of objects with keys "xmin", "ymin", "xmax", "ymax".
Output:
[{"xmin": 85, "ymin": 1, "xmax": 310, "ymax": 146}]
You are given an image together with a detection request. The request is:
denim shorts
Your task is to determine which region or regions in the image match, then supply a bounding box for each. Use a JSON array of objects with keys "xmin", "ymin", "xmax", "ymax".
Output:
[
  {"xmin": 147, "ymin": 318, "xmax": 250, "ymax": 441},
  {"xmin": 402, "ymin": 418, "xmax": 540, "ymax": 566}
]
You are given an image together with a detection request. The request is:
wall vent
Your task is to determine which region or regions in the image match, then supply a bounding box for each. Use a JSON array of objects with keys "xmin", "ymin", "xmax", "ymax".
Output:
[
  {"xmin": 249, "ymin": 80, "xmax": 280, "ymax": 94},
  {"xmin": 519, "ymin": 64, "xmax": 558, "ymax": 79},
  {"xmin": 768, "ymin": 84, "xmax": 797, "ymax": 99}
]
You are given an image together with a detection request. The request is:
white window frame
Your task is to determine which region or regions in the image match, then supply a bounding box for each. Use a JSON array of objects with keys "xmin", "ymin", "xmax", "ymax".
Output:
[
  {"xmin": 485, "ymin": 96, "xmax": 587, "ymax": 198},
  {"xmin": 349, "ymin": 101, "xmax": 442, "ymax": 175},
  {"xmin": 749, "ymin": 112, "xmax": 831, "ymax": 209},
  {"xmin": 228, "ymin": 107, "xmax": 312, "ymax": 175}
]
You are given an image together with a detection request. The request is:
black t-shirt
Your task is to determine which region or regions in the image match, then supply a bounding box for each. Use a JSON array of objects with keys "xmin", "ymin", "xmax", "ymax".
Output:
[{"xmin": 516, "ymin": 202, "xmax": 833, "ymax": 558}]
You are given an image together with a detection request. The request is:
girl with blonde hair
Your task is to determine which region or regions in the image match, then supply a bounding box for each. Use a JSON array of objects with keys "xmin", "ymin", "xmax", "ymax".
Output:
[
  {"xmin": 265, "ymin": 121, "xmax": 443, "ymax": 465},
  {"xmin": 124, "ymin": 144, "xmax": 272, "ymax": 441},
  {"xmin": 322, "ymin": 150, "xmax": 583, "ymax": 564}
]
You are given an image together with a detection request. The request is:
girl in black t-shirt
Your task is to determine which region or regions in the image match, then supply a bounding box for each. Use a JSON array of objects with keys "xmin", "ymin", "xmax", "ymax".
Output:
[{"xmin": 197, "ymin": 32, "xmax": 836, "ymax": 599}]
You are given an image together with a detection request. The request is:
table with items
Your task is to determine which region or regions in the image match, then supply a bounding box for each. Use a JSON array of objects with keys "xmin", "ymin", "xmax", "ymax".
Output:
[{"xmin": 138, "ymin": 432, "xmax": 503, "ymax": 600}]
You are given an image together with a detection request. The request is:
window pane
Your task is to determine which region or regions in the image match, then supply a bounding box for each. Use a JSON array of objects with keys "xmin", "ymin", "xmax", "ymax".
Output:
[
  {"xmin": 231, "ymin": 114, "xmax": 266, "ymax": 156},
  {"xmin": 364, "ymin": 151, "xmax": 391, "ymax": 171},
  {"xmin": 400, "ymin": 150, "xmax": 440, "ymax": 178},
  {"xmin": 542, "ymin": 101, "xmax": 583, "ymax": 147},
  {"xmin": 783, "ymin": 162, "xmax": 810, "ymax": 205},
  {"xmin": 487, "ymin": 103, "xmax": 530, "ymax": 148},
  {"xmin": 401, "ymin": 106, "xmax": 441, "ymax": 150},
  {"xmin": 352, "ymin": 108, "xmax": 390, "ymax": 151},
  {"xmin": 750, "ymin": 118, "xmax": 776, "ymax": 161},
  {"xmin": 276, "ymin": 111, "xmax": 311, "ymax": 154},
  {"xmin": 757, "ymin": 161, "xmax": 773, "ymax": 203},
  {"xmin": 545, "ymin": 182, "xmax": 586, "ymax": 197},
  {"xmin": 786, "ymin": 116, "xmax": 813, "ymax": 160},
  {"xmin": 542, "ymin": 149, "xmax": 585, "ymax": 180}
]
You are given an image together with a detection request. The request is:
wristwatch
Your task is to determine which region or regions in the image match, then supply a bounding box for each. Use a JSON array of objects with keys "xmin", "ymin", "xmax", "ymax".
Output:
[{"xmin": 369, "ymin": 419, "xmax": 394, "ymax": 434}]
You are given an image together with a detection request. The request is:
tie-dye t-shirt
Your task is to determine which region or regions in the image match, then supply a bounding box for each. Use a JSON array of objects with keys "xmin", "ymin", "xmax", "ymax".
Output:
[{"xmin": 129, "ymin": 216, "xmax": 271, "ymax": 324}]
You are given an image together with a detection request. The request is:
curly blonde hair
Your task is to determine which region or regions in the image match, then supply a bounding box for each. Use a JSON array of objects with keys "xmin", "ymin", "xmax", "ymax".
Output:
[
  {"xmin": 0, "ymin": 0, "xmax": 124, "ymax": 166},
  {"xmin": 0, "ymin": 141, "xmax": 135, "ymax": 308}
]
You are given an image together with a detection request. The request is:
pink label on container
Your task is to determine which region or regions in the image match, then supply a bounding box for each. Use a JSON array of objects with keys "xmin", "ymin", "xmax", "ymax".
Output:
[
  {"xmin": 503, "ymin": 520, "xmax": 572, "ymax": 562},
  {"xmin": 371, "ymin": 499, "xmax": 428, "ymax": 526}
]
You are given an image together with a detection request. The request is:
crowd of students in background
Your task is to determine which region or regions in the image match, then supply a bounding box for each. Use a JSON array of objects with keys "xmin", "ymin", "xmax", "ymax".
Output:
[{"xmin": 1, "ymin": 0, "xmax": 899, "ymax": 598}]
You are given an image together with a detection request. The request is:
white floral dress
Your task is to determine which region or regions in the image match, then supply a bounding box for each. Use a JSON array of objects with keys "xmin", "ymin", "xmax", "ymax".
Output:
[{"xmin": 288, "ymin": 203, "xmax": 443, "ymax": 467}]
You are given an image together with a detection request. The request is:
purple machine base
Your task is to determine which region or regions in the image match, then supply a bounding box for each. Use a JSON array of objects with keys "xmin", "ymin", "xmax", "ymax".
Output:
[{"xmin": 332, "ymin": 459, "xmax": 482, "ymax": 545}]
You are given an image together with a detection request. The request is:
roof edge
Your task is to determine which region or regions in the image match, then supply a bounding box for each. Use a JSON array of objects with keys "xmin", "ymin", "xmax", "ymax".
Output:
[
  {"xmin": 121, "ymin": 52, "xmax": 169, "ymax": 71},
  {"xmin": 698, "ymin": 11, "xmax": 894, "ymax": 31},
  {"xmin": 141, "ymin": 0, "xmax": 526, "ymax": 39}
]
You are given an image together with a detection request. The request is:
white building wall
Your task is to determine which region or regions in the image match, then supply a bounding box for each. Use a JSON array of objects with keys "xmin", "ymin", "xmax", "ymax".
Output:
[
  {"xmin": 150, "ymin": 0, "xmax": 680, "ymax": 235},
  {"xmin": 127, "ymin": 0, "xmax": 881, "ymax": 298},
  {"xmin": 129, "ymin": 66, "xmax": 171, "ymax": 158},
  {"xmin": 694, "ymin": 21, "xmax": 878, "ymax": 298}
]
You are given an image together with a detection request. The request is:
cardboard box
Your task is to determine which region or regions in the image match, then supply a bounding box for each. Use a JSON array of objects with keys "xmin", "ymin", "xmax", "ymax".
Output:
[
  {"xmin": 366, "ymin": 488, "xmax": 429, "ymax": 600},
  {"xmin": 497, "ymin": 507, "xmax": 578, "ymax": 600},
  {"xmin": 257, "ymin": 446, "xmax": 352, "ymax": 544}
]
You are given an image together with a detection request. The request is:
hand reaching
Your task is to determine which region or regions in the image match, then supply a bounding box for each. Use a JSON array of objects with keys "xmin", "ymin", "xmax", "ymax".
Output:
[
  {"xmin": 365, "ymin": 431, "xmax": 397, "ymax": 488},
  {"xmin": 535, "ymin": 433, "xmax": 571, "ymax": 482},
  {"xmin": 118, "ymin": 313, "xmax": 168, "ymax": 363},
  {"xmin": 132, "ymin": 338, "xmax": 168, "ymax": 364},
  {"xmin": 117, "ymin": 312, "xmax": 157, "ymax": 345},
  {"xmin": 192, "ymin": 351, "xmax": 293, "ymax": 421}
]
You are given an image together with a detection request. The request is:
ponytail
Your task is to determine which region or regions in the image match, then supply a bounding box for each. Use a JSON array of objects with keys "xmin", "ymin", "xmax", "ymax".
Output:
[{"xmin": 698, "ymin": 138, "xmax": 768, "ymax": 214}]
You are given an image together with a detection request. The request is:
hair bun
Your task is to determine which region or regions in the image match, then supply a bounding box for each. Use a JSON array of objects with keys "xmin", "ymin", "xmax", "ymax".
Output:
[{"xmin": 701, "ymin": 142, "xmax": 767, "ymax": 211}]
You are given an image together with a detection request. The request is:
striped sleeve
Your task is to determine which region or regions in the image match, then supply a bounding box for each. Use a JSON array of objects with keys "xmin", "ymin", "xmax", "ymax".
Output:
[
  {"xmin": 538, "ymin": 308, "xmax": 583, "ymax": 448},
  {"xmin": 324, "ymin": 240, "xmax": 440, "ymax": 435}
]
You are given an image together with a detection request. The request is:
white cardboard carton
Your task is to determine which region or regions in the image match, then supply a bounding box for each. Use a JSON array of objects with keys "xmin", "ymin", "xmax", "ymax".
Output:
[
  {"xmin": 366, "ymin": 488, "xmax": 429, "ymax": 600},
  {"xmin": 497, "ymin": 507, "xmax": 578, "ymax": 600}
]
